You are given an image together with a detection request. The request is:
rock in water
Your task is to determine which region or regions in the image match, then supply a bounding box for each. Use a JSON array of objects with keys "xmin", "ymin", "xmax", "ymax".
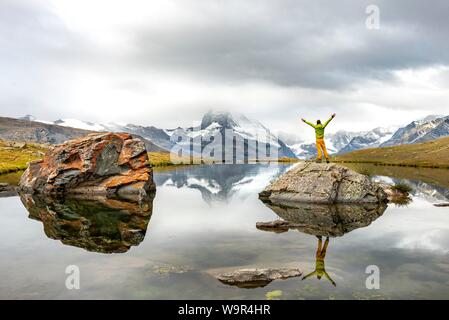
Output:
[
  {"xmin": 19, "ymin": 132, "xmax": 155, "ymax": 197},
  {"xmin": 377, "ymin": 183, "xmax": 412, "ymax": 205},
  {"xmin": 259, "ymin": 162, "xmax": 387, "ymax": 204},
  {"xmin": 217, "ymin": 268, "xmax": 302, "ymax": 289},
  {"xmin": 434, "ymin": 203, "xmax": 449, "ymax": 207}
]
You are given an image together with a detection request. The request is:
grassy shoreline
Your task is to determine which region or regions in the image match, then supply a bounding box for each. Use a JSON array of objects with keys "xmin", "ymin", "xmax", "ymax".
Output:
[
  {"xmin": 4, "ymin": 135, "xmax": 449, "ymax": 175},
  {"xmin": 0, "ymin": 140, "xmax": 47, "ymax": 174},
  {"xmin": 0, "ymin": 144, "xmax": 299, "ymax": 176},
  {"xmin": 332, "ymin": 136, "xmax": 449, "ymax": 169},
  {"xmin": 332, "ymin": 160, "xmax": 449, "ymax": 170},
  {"xmin": 338, "ymin": 162, "xmax": 449, "ymax": 189}
]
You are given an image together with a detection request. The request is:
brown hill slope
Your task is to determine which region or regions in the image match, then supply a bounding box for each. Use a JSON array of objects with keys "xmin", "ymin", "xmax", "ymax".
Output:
[
  {"xmin": 333, "ymin": 136, "xmax": 449, "ymax": 168},
  {"xmin": 0, "ymin": 117, "xmax": 166, "ymax": 152},
  {"xmin": 0, "ymin": 117, "xmax": 91, "ymax": 144}
]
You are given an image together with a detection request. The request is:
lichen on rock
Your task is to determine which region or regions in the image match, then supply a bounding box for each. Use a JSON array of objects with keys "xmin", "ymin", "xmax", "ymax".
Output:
[
  {"xmin": 18, "ymin": 132, "xmax": 155, "ymax": 198},
  {"xmin": 259, "ymin": 162, "xmax": 387, "ymax": 204}
]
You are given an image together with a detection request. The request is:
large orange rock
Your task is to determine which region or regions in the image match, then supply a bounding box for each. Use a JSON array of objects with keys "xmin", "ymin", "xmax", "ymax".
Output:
[{"xmin": 19, "ymin": 132, "xmax": 155, "ymax": 197}]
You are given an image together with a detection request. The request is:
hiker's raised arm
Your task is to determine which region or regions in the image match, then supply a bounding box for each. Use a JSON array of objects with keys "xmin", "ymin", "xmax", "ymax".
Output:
[
  {"xmin": 302, "ymin": 118, "xmax": 316, "ymax": 128},
  {"xmin": 323, "ymin": 113, "xmax": 336, "ymax": 128}
]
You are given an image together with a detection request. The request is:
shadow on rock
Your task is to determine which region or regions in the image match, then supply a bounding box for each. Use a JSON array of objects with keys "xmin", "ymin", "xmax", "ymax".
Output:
[
  {"xmin": 257, "ymin": 199, "xmax": 388, "ymax": 238},
  {"xmin": 19, "ymin": 192, "xmax": 155, "ymax": 253}
]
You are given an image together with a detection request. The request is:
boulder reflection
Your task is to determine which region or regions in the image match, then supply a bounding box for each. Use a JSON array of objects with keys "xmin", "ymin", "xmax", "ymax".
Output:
[
  {"xmin": 19, "ymin": 192, "xmax": 155, "ymax": 253},
  {"xmin": 258, "ymin": 199, "xmax": 388, "ymax": 287},
  {"xmin": 258, "ymin": 200, "xmax": 388, "ymax": 237}
]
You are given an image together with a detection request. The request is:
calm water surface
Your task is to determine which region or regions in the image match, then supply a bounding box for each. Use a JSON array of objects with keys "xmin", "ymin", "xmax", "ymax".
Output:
[{"xmin": 0, "ymin": 164, "xmax": 448, "ymax": 299}]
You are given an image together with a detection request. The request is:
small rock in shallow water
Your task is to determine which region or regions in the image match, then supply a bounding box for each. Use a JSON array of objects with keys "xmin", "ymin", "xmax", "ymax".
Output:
[
  {"xmin": 151, "ymin": 264, "xmax": 192, "ymax": 276},
  {"xmin": 377, "ymin": 183, "xmax": 412, "ymax": 205},
  {"xmin": 217, "ymin": 268, "xmax": 302, "ymax": 289},
  {"xmin": 434, "ymin": 203, "xmax": 449, "ymax": 207},
  {"xmin": 255, "ymin": 220, "xmax": 292, "ymax": 233}
]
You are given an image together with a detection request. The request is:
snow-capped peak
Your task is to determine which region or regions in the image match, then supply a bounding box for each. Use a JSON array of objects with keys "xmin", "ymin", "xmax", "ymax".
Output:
[{"xmin": 53, "ymin": 119, "xmax": 108, "ymax": 131}]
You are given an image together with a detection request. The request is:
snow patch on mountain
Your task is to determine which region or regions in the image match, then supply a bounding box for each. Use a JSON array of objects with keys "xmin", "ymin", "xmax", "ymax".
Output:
[
  {"xmin": 167, "ymin": 111, "xmax": 296, "ymax": 159},
  {"xmin": 21, "ymin": 111, "xmax": 297, "ymax": 159},
  {"xmin": 381, "ymin": 115, "xmax": 449, "ymax": 147},
  {"xmin": 54, "ymin": 119, "xmax": 109, "ymax": 131}
]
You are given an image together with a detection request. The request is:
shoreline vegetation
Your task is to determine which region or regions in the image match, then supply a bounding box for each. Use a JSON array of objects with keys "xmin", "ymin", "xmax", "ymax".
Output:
[
  {"xmin": 332, "ymin": 160, "xmax": 449, "ymax": 169},
  {"xmin": 150, "ymin": 152, "xmax": 300, "ymax": 167},
  {"xmin": 1, "ymin": 135, "xmax": 448, "ymax": 176},
  {"xmin": 338, "ymin": 162, "xmax": 449, "ymax": 190},
  {"xmin": 0, "ymin": 140, "xmax": 301, "ymax": 175},
  {"xmin": 0, "ymin": 140, "xmax": 47, "ymax": 174}
]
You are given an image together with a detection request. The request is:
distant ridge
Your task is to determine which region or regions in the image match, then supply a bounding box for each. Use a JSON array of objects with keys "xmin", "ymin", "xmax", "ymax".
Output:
[{"xmin": 0, "ymin": 117, "xmax": 165, "ymax": 152}]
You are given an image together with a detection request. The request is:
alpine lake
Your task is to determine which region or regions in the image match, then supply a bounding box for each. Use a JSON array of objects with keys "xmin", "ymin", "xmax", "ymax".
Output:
[{"xmin": 0, "ymin": 163, "xmax": 448, "ymax": 300}]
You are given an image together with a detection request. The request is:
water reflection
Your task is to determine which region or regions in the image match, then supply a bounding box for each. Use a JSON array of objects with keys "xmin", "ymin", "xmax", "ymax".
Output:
[
  {"xmin": 340, "ymin": 163, "xmax": 449, "ymax": 202},
  {"xmin": 154, "ymin": 164, "xmax": 291, "ymax": 203},
  {"xmin": 258, "ymin": 200, "xmax": 388, "ymax": 237},
  {"xmin": 258, "ymin": 199, "xmax": 389, "ymax": 287},
  {"xmin": 302, "ymin": 237, "xmax": 336, "ymax": 287},
  {"xmin": 1, "ymin": 164, "xmax": 449, "ymax": 299},
  {"xmin": 19, "ymin": 192, "xmax": 155, "ymax": 253}
]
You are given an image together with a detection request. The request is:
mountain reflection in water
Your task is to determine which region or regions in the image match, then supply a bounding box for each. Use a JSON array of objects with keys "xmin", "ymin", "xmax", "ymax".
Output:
[
  {"xmin": 154, "ymin": 164, "xmax": 291, "ymax": 204},
  {"xmin": 19, "ymin": 192, "xmax": 155, "ymax": 253}
]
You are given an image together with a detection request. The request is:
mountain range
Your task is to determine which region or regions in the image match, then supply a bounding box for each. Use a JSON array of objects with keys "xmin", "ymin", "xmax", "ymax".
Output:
[
  {"xmin": 3, "ymin": 112, "xmax": 448, "ymax": 160},
  {"xmin": 12, "ymin": 111, "xmax": 298, "ymax": 160},
  {"xmin": 2, "ymin": 116, "xmax": 166, "ymax": 152},
  {"xmin": 380, "ymin": 115, "xmax": 449, "ymax": 147},
  {"xmin": 290, "ymin": 115, "xmax": 448, "ymax": 158},
  {"xmin": 168, "ymin": 111, "xmax": 297, "ymax": 160},
  {"xmin": 288, "ymin": 127, "xmax": 397, "ymax": 159}
]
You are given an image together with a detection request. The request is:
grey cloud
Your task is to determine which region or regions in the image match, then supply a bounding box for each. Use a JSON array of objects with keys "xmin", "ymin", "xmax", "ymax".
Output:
[
  {"xmin": 0, "ymin": 0, "xmax": 448, "ymax": 129},
  {"xmin": 129, "ymin": 0, "xmax": 449, "ymax": 89},
  {"xmin": 0, "ymin": 0, "xmax": 91, "ymax": 118}
]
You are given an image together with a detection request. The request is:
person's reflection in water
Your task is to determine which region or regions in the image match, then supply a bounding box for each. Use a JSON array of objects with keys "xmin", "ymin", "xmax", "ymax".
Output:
[{"xmin": 302, "ymin": 236, "xmax": 336, "ymax": 287}]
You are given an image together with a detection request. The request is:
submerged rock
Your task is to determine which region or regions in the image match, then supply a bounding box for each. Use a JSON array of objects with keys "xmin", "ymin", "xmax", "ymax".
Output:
[
  {"xmin": 18, "ymin": 132, "xmax": 155, "ymax": 197},
  {"xmin": 217, "ymin": 268, "xmax": 302, "ymax": 289},
  {"xmin": 19, "ymin": 192, "xmax": 154, "ymax": 253},
  {"xmin": 258, "ymin": 200, "xmax": 387, "ymax": 237},
  {"xmin": 259, "ymin": 162, "xmax": 387, "ymax": 204}
]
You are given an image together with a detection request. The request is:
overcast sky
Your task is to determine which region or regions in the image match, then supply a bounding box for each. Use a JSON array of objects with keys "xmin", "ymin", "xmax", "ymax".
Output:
[{"xmin": 1, "ymin": 0, "xmax": 449, "ymax": 137}]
